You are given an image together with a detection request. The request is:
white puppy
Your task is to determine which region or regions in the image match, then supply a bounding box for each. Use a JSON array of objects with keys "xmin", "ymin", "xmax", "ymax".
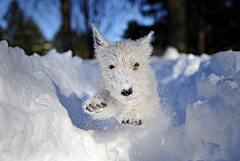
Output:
[{"xmin": 83, "ymin": 24, "xmax": 160, "ymax": 125}]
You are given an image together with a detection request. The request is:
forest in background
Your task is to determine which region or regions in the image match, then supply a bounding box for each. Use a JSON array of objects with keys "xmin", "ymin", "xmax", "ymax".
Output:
[{"xmin": 0, "ymin": 0, "xmax": 240, "ymax": 58}]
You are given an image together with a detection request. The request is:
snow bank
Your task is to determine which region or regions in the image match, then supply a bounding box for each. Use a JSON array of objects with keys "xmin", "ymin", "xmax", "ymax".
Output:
[
  {"xmin": 162, "ymin": 46, "xmax": 184, "ymax": 60},
  {"xmin": 1, "ymin": 40, "xmax": 240, "ymax": 160},
  {"xmin": 155, "ymin": 49, "xmax": 240, "ymax": 160},
  {"xmin": 0, "ymin": 41, "xmax": 131, "ymax": 161}
]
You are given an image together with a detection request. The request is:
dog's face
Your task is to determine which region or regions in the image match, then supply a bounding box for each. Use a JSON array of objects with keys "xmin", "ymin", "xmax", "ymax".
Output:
[{"xmin": 92, "ymin": 24, "xmax": 154, "ymax": 104}]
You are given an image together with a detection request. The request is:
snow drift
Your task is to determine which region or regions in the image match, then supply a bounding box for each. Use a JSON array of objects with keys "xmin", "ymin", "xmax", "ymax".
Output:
[{"xmin": 0, "ymin": 41, "xmax": 240, "ymax": 161}]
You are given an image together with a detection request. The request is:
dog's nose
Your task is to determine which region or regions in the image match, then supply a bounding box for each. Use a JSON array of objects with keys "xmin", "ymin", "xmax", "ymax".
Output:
[{"xmin": 121, "ymin": 88, "xmax": 133, "ymax": 96}]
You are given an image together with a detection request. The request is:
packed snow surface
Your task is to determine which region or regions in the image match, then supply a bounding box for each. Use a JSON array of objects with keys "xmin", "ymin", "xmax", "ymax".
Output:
[{"xmin": 0, "ymin": 40, "xmax": 240, "ymax": 160}]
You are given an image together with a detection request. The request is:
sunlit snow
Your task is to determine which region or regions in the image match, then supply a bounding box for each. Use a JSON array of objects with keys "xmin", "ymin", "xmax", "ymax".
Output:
[{"xmin": 0, "ymin": 40, "xmax": 240, "ymax": 160}]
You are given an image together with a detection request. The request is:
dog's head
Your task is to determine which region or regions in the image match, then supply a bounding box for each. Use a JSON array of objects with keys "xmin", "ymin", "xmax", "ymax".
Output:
[{"xmin": 92, "ymin": 23, "xmax": 154, "ymax": 104}]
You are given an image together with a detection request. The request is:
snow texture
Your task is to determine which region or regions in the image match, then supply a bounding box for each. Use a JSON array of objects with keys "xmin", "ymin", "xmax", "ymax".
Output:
[{"xmin": 0, "ymin": 40, "xmax": 240, "ymax": 160}]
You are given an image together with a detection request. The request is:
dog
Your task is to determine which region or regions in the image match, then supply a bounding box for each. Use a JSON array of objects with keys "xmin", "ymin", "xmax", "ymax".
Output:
[{"xmin": 83, "ymin": 23, "xmax": 160, "ymax": 126}]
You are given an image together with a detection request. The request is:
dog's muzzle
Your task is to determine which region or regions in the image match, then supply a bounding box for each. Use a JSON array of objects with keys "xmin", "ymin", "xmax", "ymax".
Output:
[{"xmin": 121, "ymin": 88, "xmax": 133, "ymax": 96}]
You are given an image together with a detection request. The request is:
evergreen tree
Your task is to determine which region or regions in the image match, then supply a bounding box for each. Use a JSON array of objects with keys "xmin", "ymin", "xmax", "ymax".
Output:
[
  {"xmin": 124, "ymin": 0, "xmax": 169, "ymax": 55},
  {"xmin": 127, "ymin": 0, "xmax": 240, "ymax": 55},
  {"xmin": 123, "ymin": 21, "xmax": 147, "ymax": 40},
  {"xmin": 53, "ymin": 29, "xmax": 88, "ymax": 59},
  {"xmin": 71, "ymin": 30, "xmax": 88, "ymax": 59},
  {"xmin": 187, "ymin": 0, "xmax": 240, "ymax": 55},
  {"xmin": 19, "ymin": 18, "xmax": 48, "ymax": 55},
  {"xmin": 124, "ymin": 20, "xmax": 169, "ymax": 55},
  {"xmin": 3, "ymin": 0, "xmax": 26, "ymax": 47},
  {"xmin": 3, "ymin": 0, "xmax": 49, "ymax": 56}
]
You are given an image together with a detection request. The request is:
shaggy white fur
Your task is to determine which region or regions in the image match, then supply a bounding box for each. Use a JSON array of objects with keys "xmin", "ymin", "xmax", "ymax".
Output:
[{"xmin": 83, "ymin": 23, "xmax": 160, "ymax": 125}]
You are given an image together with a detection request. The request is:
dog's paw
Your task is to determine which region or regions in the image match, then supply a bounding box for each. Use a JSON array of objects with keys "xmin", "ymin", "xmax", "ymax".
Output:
[
  {"xmin": 86, "ymin": 102, "xmax": 106, "ymax": 113},
  {"xmin": 83, "ymin": 97, "xmax": 107, "ymax": 113},
  {"xmin": 121, "ymin": 119, "xmax": 142, "ymax": 126}
]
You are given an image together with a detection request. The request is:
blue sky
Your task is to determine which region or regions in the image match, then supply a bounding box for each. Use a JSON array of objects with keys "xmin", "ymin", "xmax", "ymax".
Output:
[{"xmin": 0, "ymin": 0, "xmax": 154, "ymax": 42}]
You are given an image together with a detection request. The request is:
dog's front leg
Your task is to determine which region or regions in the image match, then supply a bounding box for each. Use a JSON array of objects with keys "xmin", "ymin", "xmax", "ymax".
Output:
[
  {"xmin": 120, "ymin": 110, "xmax": 143, "ymax": 126},
  {"xmin": 83, "ymin": 90, "xmax": 119, "ymax": 120},
  {"xmin": 83, "ymin": 94, "xmax": 108, "ymax": 113}
]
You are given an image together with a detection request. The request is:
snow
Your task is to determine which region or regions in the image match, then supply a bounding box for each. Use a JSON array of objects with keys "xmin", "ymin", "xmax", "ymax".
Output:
[
  {"xmin": 1, "ymin": 40, "xmax": 240, "ymax": 160},
  {"xmin": 162, "ymin": 46, "xmax": 184, "ymax": 60}
]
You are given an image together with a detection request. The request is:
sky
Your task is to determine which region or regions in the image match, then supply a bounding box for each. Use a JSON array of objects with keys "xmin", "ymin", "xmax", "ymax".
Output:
[{"xmin": 0, "ymin": 0, "xmax": 154, "ymax": 42}]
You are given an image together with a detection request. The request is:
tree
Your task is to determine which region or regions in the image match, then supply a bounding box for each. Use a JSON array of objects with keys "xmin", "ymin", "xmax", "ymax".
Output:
[
  {"xmin": 3, "ymin": 0, "xmax": 26, "ymax": 48},
  {"xmin": 3, "ymin": 0, "xmax": 49, "ymax": 56},
  {"xmin": 123, "ymin": 21, "xmax": 148, "ymax": 40},
  {"xmin": 186, "ymin": 0, "xmax": 240, "ymax": 55},
  {"xmin": 123, "ymin": 20, "xmax": 168, "ymax": 55},
  {"xmin": 0, "ymin": 26, "xmax": 3, "ymax": 40},
  {"xmin": 53, "ymin": 28, "xmax": 88, "ymax": 58},
  {"xmin": 76, "ymin": 0, "xmax": 129, "ymax": 58},
  {"xmin": 71, "ymin": 30, "xmax": 88, "ymax": 59},
  {"xmin": 128, "ymin": 0, "xmax": 187, "ymax": 53},
  {"xmin": 168, "ymin": 0, "xmax": 186, "ymax": 53},
  {"xmin": 53, "ymin": 0, "xmax": 88, "ymax": 58},
  {"xmin": 20, "ymin": 0, "xmax": 131, "ymax": 58},
  {"xmin": 197, "ymin": 1, "xmax": 205, "ymax": 54},
  {"xmin": 124, "ymin": 0, "xmax": 169, "ymax": 55},
  {"xmin": 23, "ymin": 18, "xmax": 49, "ymax": 55},
  {"xmin": 127, "ymin": 0, "xmax": 240, "ymax": 55},
  {"xmin": 25, "ymin": 0, "xmax": 128, "ymax": 58},
  {"xmin": 20, "ymin": 0, "xmax": 72, "ymax": 55},
  {"xmin": 58, "ymin": 0, "xmax": 72, "ymax": 54}
]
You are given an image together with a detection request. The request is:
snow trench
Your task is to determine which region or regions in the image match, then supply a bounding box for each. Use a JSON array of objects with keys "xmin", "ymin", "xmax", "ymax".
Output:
[{"xmin": 0, "ymin": 41, "xmax": 240, "ymax": 160}]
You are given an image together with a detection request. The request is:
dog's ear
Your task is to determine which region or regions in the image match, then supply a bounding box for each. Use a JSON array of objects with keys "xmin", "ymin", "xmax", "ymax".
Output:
[
  {"xmin": 91, "ymin": 23, "xmax": 109, "ymax": 49},
  {"xmin": 137, "ymin": 31, "xmax": 154, "ymax": 45},
  {"xmin": 137, "ymin": 31, "xmax": 154, "ymax": 57}
]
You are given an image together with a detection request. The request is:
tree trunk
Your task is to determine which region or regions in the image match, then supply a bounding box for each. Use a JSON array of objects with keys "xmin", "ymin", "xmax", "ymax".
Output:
[
  {"xmin": 198, "ymin": 4, "xmax": 205, "ymax": 54},
  {"xmin": 81, "ymin": 0, "xmax": 94, "ymax": 59},
  {"xmin": 168, "ymin": 0, "xmax": 187, "ymax": 53},
  {"xmin": 85, "ymin": 30, "xmax": 95, "ymax": 59},
  {"xmin": 60, "ymin": 0, "xmax": 72, "ymax": 54}
]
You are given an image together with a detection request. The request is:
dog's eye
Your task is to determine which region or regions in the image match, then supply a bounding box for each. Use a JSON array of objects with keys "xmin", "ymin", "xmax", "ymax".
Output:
[
  {"xmin": 109, "ymin": 65, "xmax": 115, "ymax": 69},
  {"xmin": 133, "ymin": 63, "xmax": 139, "ymax": 70}
]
